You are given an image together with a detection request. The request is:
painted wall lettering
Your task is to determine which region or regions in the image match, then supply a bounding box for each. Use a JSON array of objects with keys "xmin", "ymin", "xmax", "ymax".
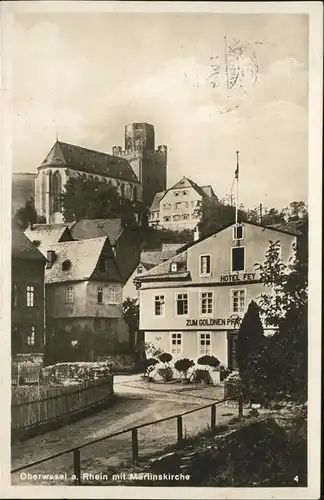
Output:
[
  {"xmin": 186, "ymin": 317, "xmax": 241, "ymax": 327},
  {"xmin": 220, "ymin": 272, "xmax": 256, "ymax": 282}
]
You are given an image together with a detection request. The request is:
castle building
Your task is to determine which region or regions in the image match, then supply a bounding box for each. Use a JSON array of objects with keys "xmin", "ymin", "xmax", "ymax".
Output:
[
  {"xmin": 149, "ymin": 176, "xmax": 218, "ymax": 231},
  {"xmin": 112, "ymin": 123, "xmax": 167, "ymax": 207},
  {"xmin": 34, "ymin": 140, "xmax": 142, "ymax": 224},
  {"xmin": 135, "ymin": 222, "xmax": 298, "ymax": 370}
]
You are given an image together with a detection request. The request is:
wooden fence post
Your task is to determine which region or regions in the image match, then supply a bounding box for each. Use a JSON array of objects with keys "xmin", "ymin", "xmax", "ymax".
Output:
[
  {"xmin": 132, "ymin": 428, "xmax": 139, "ymax": 464},
  {"xmin": 177, "ymin": 416, "xmax": 183, "ymax": 443},
  {"xmin": 211, "ymin": 404, "xmax": 216, "ymax": 429},
  {"xmin": 238, "ymin": 396, "xmax": 243, "ymax": 419},
  {"xmin": 73, "ymin": 448, "xmax": 81, "ymax": 485}
]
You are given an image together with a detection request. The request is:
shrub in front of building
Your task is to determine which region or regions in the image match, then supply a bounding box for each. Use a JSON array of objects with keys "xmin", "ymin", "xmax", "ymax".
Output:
[
  {"xmin": 158, "ymin": 352, "xmax": 173, "ymax": 366},
  {"xmin": 174, "ymin": 358, "xmax": 195, "ymax": 382},
  {"xmin": 157, "ymin": 366, "xmax": 174, "ymax": 382}
]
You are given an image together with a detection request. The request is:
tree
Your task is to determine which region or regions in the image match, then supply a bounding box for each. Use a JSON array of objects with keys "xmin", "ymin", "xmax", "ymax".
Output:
[
  {"xmin": 197, "ymin": 354, "xmax": 221, "ymax": 370},
  {"xmin": 122, "ymin": 298, "xmax": 139, "ymax": 350},
  {"xmin": 174, "ymin": 358, "xmax": 195, "ymax": 379},
  {"xmin": 236, "ymin": 301, "xmax": 265, "ymax": 378},
  {"xmin": 158, "ymin": 352, "xmax": 172, "ymax": 366},
  {"xmin": 254, "ymin": 225, "xmax": 308, "ymax": 402},
  {"xmin": 13, "ymin": 196, "xmax": 38, "ymax": 230},
  {"xmin": 62, "ymin": 176, "xmax": 138, "ymax": 227}
]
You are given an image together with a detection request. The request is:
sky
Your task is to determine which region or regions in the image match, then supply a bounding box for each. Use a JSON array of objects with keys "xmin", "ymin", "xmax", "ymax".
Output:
[{"xmin": 11, "ymin": 11, "xmax": 309, "ymax": 210}]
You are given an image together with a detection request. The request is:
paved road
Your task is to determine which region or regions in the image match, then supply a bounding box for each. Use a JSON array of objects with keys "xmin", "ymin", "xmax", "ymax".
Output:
[{"xmin": 11, "ymin": 376, "xmax": 240, "ymax": 486}]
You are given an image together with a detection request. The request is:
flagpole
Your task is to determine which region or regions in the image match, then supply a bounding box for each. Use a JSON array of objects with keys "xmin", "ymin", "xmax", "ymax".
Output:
[{"xmin": 235, "ymin": 150, "xmax": 239, "ymax": 226}]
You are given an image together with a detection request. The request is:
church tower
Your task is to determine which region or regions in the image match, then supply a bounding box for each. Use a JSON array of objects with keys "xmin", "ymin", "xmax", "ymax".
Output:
[{"xmin": 112, "ymin": 123, "xmax": 167, "ymax": 207}]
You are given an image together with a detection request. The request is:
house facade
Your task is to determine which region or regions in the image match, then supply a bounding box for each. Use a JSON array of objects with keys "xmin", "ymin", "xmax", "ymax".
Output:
[
  {"xmin": 11, "ymin": 227, "xmax": 47, "ymax": 359},
  {"xmin": 44, "ymin": 237, "xmax": 130, "ymax": 363},
  {"xmin": 135, "ymin": 222, "xmax": 297, "ymax": 369},
  {"xmin": 148, "ymin": 176, "xmax": 218, "ymax": 231},
  {"xmin": 69, "ymin": 218, "xmax": 142, "ymax": 285},
  {"xmin": 35, "ymin": 141, "xmax": 142, "ymax": 224}
]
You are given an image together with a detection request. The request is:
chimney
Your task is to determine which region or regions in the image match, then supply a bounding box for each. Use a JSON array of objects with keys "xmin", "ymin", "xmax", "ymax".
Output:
[
  {"xmin": 46, "ymin": 250, "xmax": 56, "ymax": 269},
  {"xmin": 194, "ymin": 225, "xmax": 200, "ymax": 241}
]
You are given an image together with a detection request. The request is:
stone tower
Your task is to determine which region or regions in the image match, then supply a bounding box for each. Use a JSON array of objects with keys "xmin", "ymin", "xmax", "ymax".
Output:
[{"xmin": 112, "ymin": 123, "xmax": 167, "ymax": 207}]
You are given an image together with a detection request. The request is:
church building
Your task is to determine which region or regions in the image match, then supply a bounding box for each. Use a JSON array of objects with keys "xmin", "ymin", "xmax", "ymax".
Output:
[{"xmin": 34, "ymin": 140, "xmax": 142, "ymax": 224}]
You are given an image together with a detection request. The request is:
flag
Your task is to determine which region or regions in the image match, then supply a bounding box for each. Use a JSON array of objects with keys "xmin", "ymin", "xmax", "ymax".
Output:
[{"xmin": 235, "ymin": 151, "xmax": 239, "ymax": 180}]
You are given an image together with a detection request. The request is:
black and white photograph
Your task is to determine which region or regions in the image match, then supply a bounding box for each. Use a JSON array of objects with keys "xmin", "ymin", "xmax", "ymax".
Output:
[{"xmin": 0, "ymin": 1, "xmax": 322, "ymax": 498}]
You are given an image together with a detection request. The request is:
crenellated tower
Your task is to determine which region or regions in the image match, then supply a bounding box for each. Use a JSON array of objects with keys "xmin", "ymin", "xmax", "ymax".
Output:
[{"xmin": 112, "ymin": 123, "xmax": 167, "ymax": 207}]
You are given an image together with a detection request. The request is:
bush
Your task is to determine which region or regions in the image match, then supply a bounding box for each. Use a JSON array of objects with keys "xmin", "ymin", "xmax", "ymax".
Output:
[
  {"xmin": 197, "ymin": 355, "xmax": 221, "ymax": 369},
  {"xmin": 157, "ymin": 366, "xmax": 173, "ymax": 382},
  {"xmin": 143, "ymin": 358, "xmax": 159, "ymax": 377},
  {"xmin": 192, "ymin": 369, "xmax": 212, "ymax": 385},
  {"xmin": 174, "ymin": 358, "xmax": 195, "ymax": 379},
  {"xmin": 158, "ymin": 352, "xmax": 173, "ymax": 366}
]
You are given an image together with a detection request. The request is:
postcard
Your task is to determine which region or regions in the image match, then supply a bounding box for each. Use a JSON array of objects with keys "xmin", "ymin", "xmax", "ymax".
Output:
[{"xmin": 0, "ymin": 1, "xmax": 322, "ymax": 499}]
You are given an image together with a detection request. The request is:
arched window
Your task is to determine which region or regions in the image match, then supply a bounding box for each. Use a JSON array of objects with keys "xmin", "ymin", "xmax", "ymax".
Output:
[
  {"xmin": 120, "ymin": 184, "xmax": 125, "ymax": 198},
  {"xmin": 52, "ymin": 170, "xmax": 62, "ymax": 212},
  {"xmin": 41, "ymin": 171, "xmax": 46, "ymax": 213},
  {"xmin": 132, "ymin": 185, "xmax": 137, "ymax": 202}
]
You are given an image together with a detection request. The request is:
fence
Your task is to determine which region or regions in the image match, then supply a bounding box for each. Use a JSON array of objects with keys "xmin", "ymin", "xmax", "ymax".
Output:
[
  {"xmin": 11, "ymin": 376, "xmax": 113, "ymax": 431},
  {"xmin": 11, "ymin": 395, "xmax": 243, "ymax": 485},
  {"xmin": 11, "ymin": 363, "xmax": 42, "ymax": 386}
]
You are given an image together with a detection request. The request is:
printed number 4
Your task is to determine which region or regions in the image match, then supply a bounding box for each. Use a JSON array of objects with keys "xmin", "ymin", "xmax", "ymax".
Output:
[{"xmin": 294, "ymin": 475, "xmax": 299, "ymax": 483}]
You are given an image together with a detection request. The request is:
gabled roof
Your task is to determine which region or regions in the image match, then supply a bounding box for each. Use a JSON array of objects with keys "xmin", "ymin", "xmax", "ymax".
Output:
[
  {"xmin": 150, "ymin": 191, "xmax": 165, "ymax": 211},
  {"xmin": 70, "ymin": 219, "xmax": 124, "ymax": 245},
  {"xmin": 24, "ymin": 223, "xmax": 72, "ymax": 257},
  {"xmin": 161, "ymin": 243, "xmax": 186, "ymax": 252},
  {"xmin": 38, "ymin": 141, "xmax": 140, "ymax": 184},
  {"xmin": 149, "ymin": 177, "xmax": 217, "ymax": 212},
  {"xmin": 179, "ymin": 220, "xmax": 299, "ymax": 253},
  {"xmin": 200, "ymin": 185, "xmax": 217, "ymax": 199},
  {"xmin": 140, "ymin": 249, "xmax": 179, "ymax": 268},
  {"xmin": 136, "ymin": 250, "xmax": 188, "ymax": 281},
  {"xmin": 45, "ymin": 237, "xmax": 121, "ymax": 284},
  {"xmin": 12, "ymin": 226, "xmax": 46, "ymax": 262}
]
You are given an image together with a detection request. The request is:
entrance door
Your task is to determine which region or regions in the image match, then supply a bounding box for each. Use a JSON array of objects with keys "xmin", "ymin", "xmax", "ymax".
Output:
[{"xmin": 227, "ymin": 331, "xmax": 239, "ymax": 370}]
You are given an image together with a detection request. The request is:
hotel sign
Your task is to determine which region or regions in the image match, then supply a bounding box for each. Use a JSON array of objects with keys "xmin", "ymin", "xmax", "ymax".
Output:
[
  {"xmin": 186, "ymin": 317, "xmax": 241, "ymax": 327},
  {"xmin": 220, "ymin": 272, "xmax": 256, "ymax": 282}
]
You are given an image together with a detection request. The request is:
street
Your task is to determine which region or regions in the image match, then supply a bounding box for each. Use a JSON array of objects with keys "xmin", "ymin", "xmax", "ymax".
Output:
[{"xmin": 11, "ymin": 375, "xmax": 241, "ymax": 486}]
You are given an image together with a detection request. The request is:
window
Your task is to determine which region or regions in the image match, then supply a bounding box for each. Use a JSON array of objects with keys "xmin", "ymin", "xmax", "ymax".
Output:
[
  {"xmin": 173, "ymin": 215, "xmax": 180, "ymax": 221},
  {"xmin": 156, "ymin": 212, "xmax": 160, "ymax": 219},
  {"xmin": 200, "ymin": 292, "xmax": 213, "ymax": 315},
  {"xmin": 182, "ymin": 214, "xmax": 189, "ymax": 220},
  {"xmin": 231, "ymin": 289, "xmax": 246, "ymax": 314},
  {"xmin": 97, "ymin": 287, "xmax": 103, "ymax": 304},
  {"xmin": 163, "ymin": 216, "xmax": 171, "ymax": 222},
  {"xmin": 170, "ymin": 332, "xmax": 182, "ymax": 356},
  {"xmin": 137, "ymin": 266, "xmax": 143, "ymax": 274},
  {"xmin": 182, "ymin": 190, "xmax": 188, "ymax": 195},
  {"xmin": 200, "ymin": 255, "xmax": 211, "ymax": 276},
  {"xmin": 171, "ymin": 262, "xmax": 178, "ymax": 272},
  {"xmin": 176, "ymin": 293, "xmax": 188, "ymax": 315},
  {"xmin": 231, "ymin": 247, "xmax": 245, "ymax": 272},
  {"xmin": 154, "ymin": 295, "xmax": 165, "ymax": 316},
  {"xmin": 26, "ymin": 286, "xmax": 35, "ymax": 307},
  {"xmin": 12, "ymin": 284, "xmax": 18, "ymax": 308},
  {"xmin": 199, "ymin": 332, "xmax": 211, "ymax": 355},
  {"xmin": 175, "ymin": 202, "xmax": 182, "ymax": 209},
  {"xmin": 108, "ymin": 287, "xmax": 118, "ymax": 304},
  {"xmin": 233, "ymin": 224, "xmax": 244, "ymax": 240},
  {"xmin": 65, "ymin": 287, "xmax": 74, "ymax": 304},
  {"xmin": 27, "ymin": 326, "xmax": 36, "ymax": 346},
  {"xmin": 163, "ymin": 203, "xmax": 171, "ymax": 210}
]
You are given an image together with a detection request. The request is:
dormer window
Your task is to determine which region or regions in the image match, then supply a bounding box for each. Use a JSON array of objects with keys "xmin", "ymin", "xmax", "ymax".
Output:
[
  {"xmin": 137, "ymin": 266, "xmax": 143, "ymax": 274},
  {"xmin": 171, "ymin": 262, "xmax": 178, "ymax": 272},
  {"xmin": 32, "ymin": 240, "xmax": 41, "ymax": 247},
  {"xmin": 62, "ymin": 259, "xmax": 72, "ymax": 271},
  {"xmin": 233, "ymin": 224, "xmax": 244, "ymax": 240}
]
